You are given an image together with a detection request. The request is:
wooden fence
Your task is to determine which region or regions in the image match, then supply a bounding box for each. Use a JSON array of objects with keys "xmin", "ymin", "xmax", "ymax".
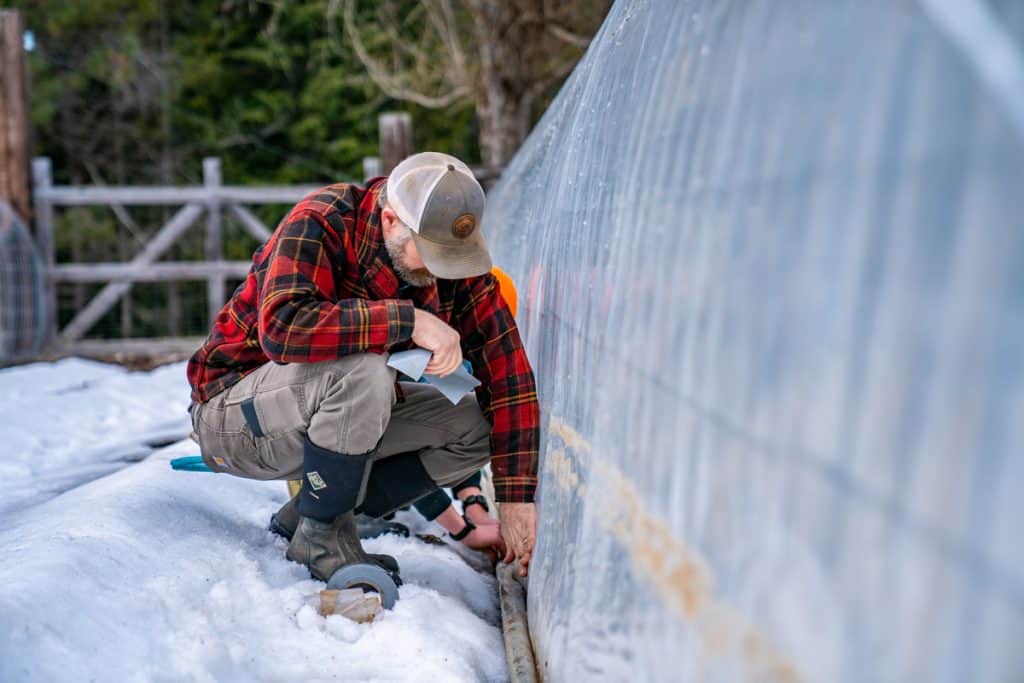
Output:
[
  {"xmin": 30, "ymin": 112, "xmax": 502, "ymax": 353},
  {"xmin": 34, "ymin": 156, "xmax": 321, "ymax": 346},
  {"xmin": 32, "ymin": 113, "xmax": 418, "ymax": 349}
]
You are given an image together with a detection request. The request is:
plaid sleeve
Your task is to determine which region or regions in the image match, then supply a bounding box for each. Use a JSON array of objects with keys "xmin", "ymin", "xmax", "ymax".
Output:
[
  {"xmin": 257, "ymin": 211, "xmax": 415, "ymax": 362},
  {"xmin": 455, "ymin": 274, "xmax": 540, "ymax": 503}
]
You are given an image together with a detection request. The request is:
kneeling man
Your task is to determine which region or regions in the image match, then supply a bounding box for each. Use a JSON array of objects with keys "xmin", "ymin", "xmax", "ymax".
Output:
[{"xmin": 186, "ymin": 153, "xmax": 539, "ymax": 586}]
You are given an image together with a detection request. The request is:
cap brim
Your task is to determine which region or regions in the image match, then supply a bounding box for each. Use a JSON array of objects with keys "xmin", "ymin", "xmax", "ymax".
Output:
[{"xmin": 410, "ymin": 231, "xmax": 492, "ymax": 280}]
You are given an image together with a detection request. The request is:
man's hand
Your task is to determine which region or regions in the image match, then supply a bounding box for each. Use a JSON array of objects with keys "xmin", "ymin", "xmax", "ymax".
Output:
[
  {"xmin": 499, "ymin": 502, "xmax": 537, "ymax": 577},
  {"xmin": 461, "ymin": 522, "xmax": 506, "ymax": 558},
  {"xmin": 412, "ymin": 309, "xmax": 463, "ymax": 377}
]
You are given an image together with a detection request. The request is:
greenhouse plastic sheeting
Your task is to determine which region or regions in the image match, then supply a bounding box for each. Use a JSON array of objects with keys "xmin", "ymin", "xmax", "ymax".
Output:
[
  {"xmin": 0, "ymin": 201, "xmax": 46, "ymax": 361},
  {"xmin": 483, "ymin": 1, "xmax": 1024, "ymax": 680}
]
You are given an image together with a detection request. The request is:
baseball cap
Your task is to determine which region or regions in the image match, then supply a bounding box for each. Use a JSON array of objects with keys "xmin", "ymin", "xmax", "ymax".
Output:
[{"xmin": 383, "ymin": 152, "xmax": 492, "ymax": 279}]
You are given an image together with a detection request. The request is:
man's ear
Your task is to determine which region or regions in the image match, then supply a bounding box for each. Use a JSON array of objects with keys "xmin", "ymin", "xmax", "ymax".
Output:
[{"xmin": 380, "ymin": 206, "xmax": 397, "ymax": 239}]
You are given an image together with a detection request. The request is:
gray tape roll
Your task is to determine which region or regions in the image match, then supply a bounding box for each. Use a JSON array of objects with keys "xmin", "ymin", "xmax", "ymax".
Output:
[{"xmin": 326, "ymin": 563, "xmax": 400, "ymax": 610}]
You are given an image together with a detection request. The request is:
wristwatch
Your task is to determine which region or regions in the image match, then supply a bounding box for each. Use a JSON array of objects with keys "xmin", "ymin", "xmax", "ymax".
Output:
[
  {"xmin": 450, "ymin": 515, "xmax": 477, "ymax": 541},
  {"xmin": 461, "ymin": 494, "xmax": 490, "ymax": 514}
]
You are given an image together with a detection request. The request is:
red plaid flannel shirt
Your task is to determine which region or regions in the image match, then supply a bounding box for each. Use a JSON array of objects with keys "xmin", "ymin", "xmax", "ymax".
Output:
[{"xmin": 186, "ymin": 180, "xmax": 540, "ymax": 502}]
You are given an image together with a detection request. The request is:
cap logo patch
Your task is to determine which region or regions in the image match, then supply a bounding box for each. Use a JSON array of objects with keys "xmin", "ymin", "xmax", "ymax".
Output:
[{"xmin": 452, "ymin": 213, "xmax": 476, "ymax": 238}]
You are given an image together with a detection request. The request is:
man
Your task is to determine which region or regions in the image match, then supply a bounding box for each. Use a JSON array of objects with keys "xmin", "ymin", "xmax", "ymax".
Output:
[{"xmin": 186, "ymin": 152, "xmax": 539, "ymax": 587}]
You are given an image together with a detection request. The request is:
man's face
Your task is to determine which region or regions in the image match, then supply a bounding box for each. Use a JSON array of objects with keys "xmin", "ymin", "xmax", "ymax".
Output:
[{"xmin": 381, "ymin": 206, "xmax": 435, "ymax": 287}]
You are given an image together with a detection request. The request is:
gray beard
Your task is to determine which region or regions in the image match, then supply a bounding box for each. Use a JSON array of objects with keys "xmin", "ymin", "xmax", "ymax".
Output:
[{"xmin": 384, "ymin": 234, "xmax": 436, "ymax": 287}]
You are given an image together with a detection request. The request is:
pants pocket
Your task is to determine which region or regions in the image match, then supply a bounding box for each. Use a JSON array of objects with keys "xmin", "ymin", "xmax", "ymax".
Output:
[
  {"xmin": 195, "ymin": 397, "xmax": 274, "ymax": 480},
  {"xmin": 255, "ymin": 430, "xmax": 306, "ymax": 481},
  {"xmin": 196, "ymin": 366, "xmax": 309, "ymax": 480},
  {"xmin": 194, "ymin": 410, "xmax": 264, "ymax": 478},
  {"xmin": 251, "ymin": 384, "xmax": 308, "ymax": 438},
  {"xmin": 221, "ymin": 382, "xmax": 307, "ymax": 479}
]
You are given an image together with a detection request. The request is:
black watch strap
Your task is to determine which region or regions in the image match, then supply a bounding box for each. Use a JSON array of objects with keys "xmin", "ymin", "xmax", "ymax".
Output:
[
  {"xmin": 462, "ymin": 494, "xmax": 490, "ymax": 513},
  {"xmin": 450, "ymin": 516, "xmax": 476, "ymax": 541}
]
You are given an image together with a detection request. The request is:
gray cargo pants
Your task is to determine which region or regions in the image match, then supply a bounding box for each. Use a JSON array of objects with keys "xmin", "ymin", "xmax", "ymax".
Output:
[{"xmin": 191, "ymin": 353, "xmax": 491, "ymax": 486}]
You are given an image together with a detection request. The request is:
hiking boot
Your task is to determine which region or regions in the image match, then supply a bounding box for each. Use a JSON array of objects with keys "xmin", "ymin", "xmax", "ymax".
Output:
[
  {"xmin": 272, "ymin": 496, "xmax": 401, "ymax": 576},
  {"xmin": 269, "ymin": 495, "xmax": 301, "ymax": 540},
  {"xmin": 274, "ymin": 448, "xmax": 439, "ymax": 543},
  {"xmin": 353, "ymin": 515, "xmax": 411, "ymax": 540},
  {"xmin": 271, "ymin": 495, "xmax": 408, "ymax": 540},
  {"xmin": 287, "ymin": 512, "xmax": 370, "ymax": 582}
]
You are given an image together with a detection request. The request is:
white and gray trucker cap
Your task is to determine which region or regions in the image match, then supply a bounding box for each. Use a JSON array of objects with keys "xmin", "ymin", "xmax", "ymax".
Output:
[{"xmin": 384, "ymin": 152, "xmax": 491, "ymax": 279}]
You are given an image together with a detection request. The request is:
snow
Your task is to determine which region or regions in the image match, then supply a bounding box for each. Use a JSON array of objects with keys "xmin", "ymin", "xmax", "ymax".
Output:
[
  {"xmin": 0, "ymin": 358, "xmax": 193, "ymax": 516},
  {"xmin": 0, "ymin": 359, "xmax": 507, "ymax": 682}
]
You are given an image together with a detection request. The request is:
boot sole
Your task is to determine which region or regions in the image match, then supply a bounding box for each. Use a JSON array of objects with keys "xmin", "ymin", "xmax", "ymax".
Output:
[{"xmin": 269, "ymin": 513, "xmax": 293, "ymax": 541}]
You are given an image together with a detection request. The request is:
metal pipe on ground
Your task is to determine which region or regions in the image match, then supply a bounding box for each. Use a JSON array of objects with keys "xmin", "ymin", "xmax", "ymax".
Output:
[{"xmin": 497, "ymin": 562, "xmax": 539, "ymax": 682}]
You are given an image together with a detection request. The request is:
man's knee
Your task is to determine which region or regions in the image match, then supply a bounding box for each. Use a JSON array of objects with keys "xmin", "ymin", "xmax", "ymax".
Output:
[
  {"xmin": 451, "ymin": 398, "xmax": 491, "ymax": 452},
  {"xmin": 423, "ymin": 405, "xmax": 492, "ymax": 486},
  {"xmin": 307, "ymin": 353, "xmax": 397, "ymax": 454},
  {"xmin": 314, "ymin": 353, "xmax": 394, "ymax": 408}
]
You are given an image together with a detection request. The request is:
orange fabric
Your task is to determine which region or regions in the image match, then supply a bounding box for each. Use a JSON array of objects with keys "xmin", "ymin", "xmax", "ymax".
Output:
[{"xmin": 490, "ymin": 265, "xmax": 518, "ymax": 317}]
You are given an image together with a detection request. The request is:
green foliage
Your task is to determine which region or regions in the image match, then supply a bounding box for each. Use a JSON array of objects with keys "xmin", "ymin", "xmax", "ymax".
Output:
[
  {"xmin": 11, "ymin": 0, "xmax": 586, "ymax": 339},
  {"xmin": 15, "ymin": 0, "xmax": 479, "ymax": 187}
]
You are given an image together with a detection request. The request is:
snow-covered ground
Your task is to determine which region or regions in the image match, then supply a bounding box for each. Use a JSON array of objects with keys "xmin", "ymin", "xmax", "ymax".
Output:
[
  {"xmin": 0, "ymin": 358, "xmax": 193, "ymax": 516},
  {"xmin": 0, "ymin": 359, "xmax": 506, "ymax": 682}
]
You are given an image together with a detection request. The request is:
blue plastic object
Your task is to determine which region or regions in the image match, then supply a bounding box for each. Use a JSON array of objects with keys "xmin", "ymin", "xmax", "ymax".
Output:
[{"xmin": 169, "ymin": 456, "xmax": 212, "ymax": 473}]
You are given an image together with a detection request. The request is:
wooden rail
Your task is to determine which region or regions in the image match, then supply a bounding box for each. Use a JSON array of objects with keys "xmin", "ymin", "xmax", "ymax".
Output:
[
  {"xmin": 33, "ymin": 156, "xmax": 319, "ymax": 345},
  {"xmin": 50, "ymin": 261, "xmax": 253, "ymax": 283},
  {"xmin": 33, "ymin": 184, "xmax": 321, "ymax": 206}
]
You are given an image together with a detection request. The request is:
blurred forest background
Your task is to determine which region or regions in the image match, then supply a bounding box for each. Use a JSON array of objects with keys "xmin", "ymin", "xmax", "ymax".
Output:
[{"xmin": 9, "ymin": 0, "xmax": 609, "ymax": 341}]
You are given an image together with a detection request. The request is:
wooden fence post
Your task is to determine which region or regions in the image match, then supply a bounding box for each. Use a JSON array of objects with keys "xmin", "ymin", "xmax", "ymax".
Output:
[
  {"xmin": 203, "ymin": 157, "xmax": 224, "ymax": 326},
  {"xmin": 0, "ymin": 10, "xmax": 31, "ymax": 222},
  {"xmin": 31, "ymin": 157, "xmax": 56, "ymax": 343},
  {"xmin": 379, "ymin": 113, "xmax": 412, "ymax": 175},
  {"xmin": 167, "ymin": 282, "xmax": 181, "ymax": 336}
]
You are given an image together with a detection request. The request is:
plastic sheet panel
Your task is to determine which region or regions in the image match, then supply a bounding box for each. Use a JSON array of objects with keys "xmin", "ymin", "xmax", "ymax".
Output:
[
  {"xmin": 483, "ymin": 1, "xmax": 1024, "ymax": 680},
  {"xmin": 0, "ymin": 201, "xmax": 46, "ymax": 361}
]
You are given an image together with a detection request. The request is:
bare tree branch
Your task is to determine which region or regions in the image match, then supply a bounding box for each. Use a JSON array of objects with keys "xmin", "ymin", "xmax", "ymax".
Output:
[
  {"xmin": 81, "ymin": 161, "xmax": 147, "ymax": 248},
  {"xmin": 378, "ymin": 2, "xmax": 433, "ymax": 65},
  {"xmin": 325, "ymin": 0, "xmax": 609, "ymax": 166},
  {"xmin": 512, "ymin": 11, "xmax": 593, "ymax": 49},
  {"xmin": 424, "ymin": 0, "xmax": 469, "ymax": 82},
  {"xmin": 546, "ymin": 22, "xmax": 592, "ymax": 49},
  {"xmin": 329, "ymin": 0, "xmax": 473, "ymax": 109}
]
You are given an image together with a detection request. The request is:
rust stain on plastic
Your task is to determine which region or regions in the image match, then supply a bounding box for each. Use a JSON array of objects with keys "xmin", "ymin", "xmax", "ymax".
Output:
[{"xmin": 546, "ymin": 415, "xmax": 803, "ymax": 683}]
